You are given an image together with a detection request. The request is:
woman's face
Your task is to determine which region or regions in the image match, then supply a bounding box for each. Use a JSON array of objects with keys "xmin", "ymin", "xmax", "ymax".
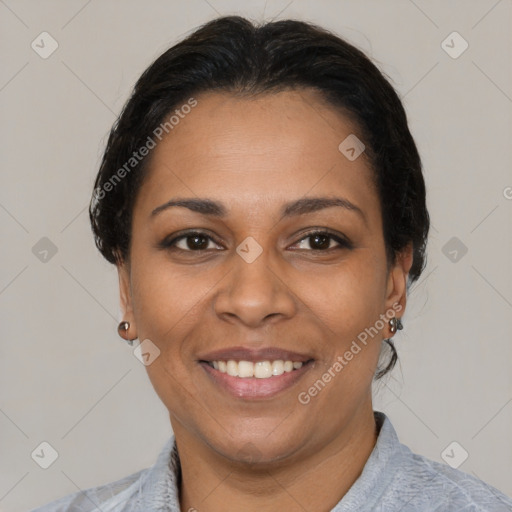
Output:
[{"xmin": 118, "ymin": 89, "xmax": 411, "ymax": 464}]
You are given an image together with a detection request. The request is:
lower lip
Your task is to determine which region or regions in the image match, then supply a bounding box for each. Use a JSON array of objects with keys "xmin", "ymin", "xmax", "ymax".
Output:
[{"xmin": 199, "ymin": 361, "xmax": 314, "ymax": 400}]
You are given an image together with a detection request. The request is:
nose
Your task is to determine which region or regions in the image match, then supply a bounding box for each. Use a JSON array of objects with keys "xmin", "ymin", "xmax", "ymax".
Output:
[{"xmin": 213, "ymin": 246, "xmax": 297, "ymax": 328}]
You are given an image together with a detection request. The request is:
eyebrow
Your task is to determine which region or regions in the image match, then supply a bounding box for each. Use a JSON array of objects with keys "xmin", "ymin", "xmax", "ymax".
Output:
[{"xmin": 151, "ymin": 196, "xmax": 367, "ymax": 224}]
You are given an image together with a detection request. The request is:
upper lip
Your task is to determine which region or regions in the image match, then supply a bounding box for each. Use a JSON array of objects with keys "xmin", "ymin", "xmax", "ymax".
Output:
[{"xmin": 197, "ymin": 346, "xmax": 314, "ymax": 363}]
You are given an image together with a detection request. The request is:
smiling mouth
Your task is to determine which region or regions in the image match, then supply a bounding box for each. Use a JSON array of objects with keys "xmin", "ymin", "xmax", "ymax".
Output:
[{"xmin": 200, "ymin": 359, "xmax": 315, "ymax": 379}]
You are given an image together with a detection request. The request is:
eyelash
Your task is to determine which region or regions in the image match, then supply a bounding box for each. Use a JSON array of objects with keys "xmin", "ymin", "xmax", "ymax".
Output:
[{"xmin": 159, "ymin": 229, "xmax": 353, "ymax": 254}]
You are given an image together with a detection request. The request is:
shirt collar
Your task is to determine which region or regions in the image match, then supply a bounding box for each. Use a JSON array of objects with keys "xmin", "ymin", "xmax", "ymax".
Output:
[
  {"xmin": 331, "ymin": 411, "xmax": 401, "ymax": 511},
  {"xmin": 137, "ymin": 432, "xmax": 182, "ymax": 511}
]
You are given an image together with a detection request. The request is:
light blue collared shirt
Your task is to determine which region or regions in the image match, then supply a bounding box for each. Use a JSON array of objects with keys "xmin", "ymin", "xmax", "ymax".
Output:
[{"xmin": 30, "ymin": 411, "xmax": 512, "ymax": 511}]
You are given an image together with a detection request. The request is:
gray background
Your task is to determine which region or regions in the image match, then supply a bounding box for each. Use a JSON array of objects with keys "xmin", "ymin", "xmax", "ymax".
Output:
[{"xmin": 1, "ymin": 0, "xmax": 511, "ymax": 510}]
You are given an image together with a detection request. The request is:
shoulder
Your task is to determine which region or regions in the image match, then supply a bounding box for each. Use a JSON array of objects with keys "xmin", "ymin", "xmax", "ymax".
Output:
[
  {"xmin": 28, "ymin": 468, "xmax": 146, "ymax": 512},
  {"xmin": 385, "ymin": 437, "xmax": 512, "ymax": 511},
  {"xmin": 360, "ymin": 412, "xmax": 512, "ymax": 512},
  {"xmin": 29, "ymin": 434, "xmax": 180, "ymax": 512}
]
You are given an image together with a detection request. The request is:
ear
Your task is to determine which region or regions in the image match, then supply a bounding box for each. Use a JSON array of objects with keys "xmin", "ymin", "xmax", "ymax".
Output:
[
  {"xmin": 384, "ymin": 242, "xmax": 414, "ymax": 323},
  {"xmin": 117, "ymin": 261, "xmax": 137, "ymax": 337}
]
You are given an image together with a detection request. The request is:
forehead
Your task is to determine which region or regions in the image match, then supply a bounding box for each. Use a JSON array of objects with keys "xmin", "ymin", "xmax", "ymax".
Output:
[{"xmin": 136, "ymin": 89, "xmax": 378, "ymax": 219}]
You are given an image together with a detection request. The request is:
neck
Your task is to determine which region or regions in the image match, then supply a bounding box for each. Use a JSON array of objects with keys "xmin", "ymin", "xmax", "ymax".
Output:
[{"xmin": 173, "ymin": 405, "xmax": 379, "ymax": 512}]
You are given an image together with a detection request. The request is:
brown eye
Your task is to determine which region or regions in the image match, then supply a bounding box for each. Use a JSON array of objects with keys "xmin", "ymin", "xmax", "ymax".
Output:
[
  {"xmin": 180, "ymin": 234, "xmax": 210, "ymax": 250},
  {"xmin": 307, "ymin": 233, "xmax": 331, "ymax": 250},
  {"xmin": 292, "ymin": 230, "xmax": 352, "ymax": 251},
  {"xmin": 160, "ymin": 231, "xmax": 222, "ymax": 252}
]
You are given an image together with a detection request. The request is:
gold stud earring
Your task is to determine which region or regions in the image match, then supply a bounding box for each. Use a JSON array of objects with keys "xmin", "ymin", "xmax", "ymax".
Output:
[{"xmin": 118, "ymin": 321, "xmax": 134, "ymax": 346}]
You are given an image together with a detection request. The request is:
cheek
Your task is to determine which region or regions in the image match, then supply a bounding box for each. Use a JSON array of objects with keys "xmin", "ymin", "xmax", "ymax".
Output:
[
  {"xmin": 303, "ymin": 255, "xmax": 387, "ymax": 338},
  {"xmin": 129, "ymin": 255, "xmax": 215, "ymax": 375},
  {"xmin": 130, "ymin": 253, "xmax": 202, "ymax": 332},
  {"xmin": 129, "ymin": 262, "xmax": 200, "ymax": 410}
]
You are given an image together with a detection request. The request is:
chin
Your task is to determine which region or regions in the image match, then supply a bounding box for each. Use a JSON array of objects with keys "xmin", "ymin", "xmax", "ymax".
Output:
[{"xmin": 209, "ymin": 429, "xmax": 305, "ymax": 467}]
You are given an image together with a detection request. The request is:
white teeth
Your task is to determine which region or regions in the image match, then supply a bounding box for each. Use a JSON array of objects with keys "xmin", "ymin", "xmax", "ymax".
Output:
[
  {"xmin": 254, "ymin": 361, "xmax": 273, "ymax": 379},
  {"xmin": 226, "ymin": 360, "xmax": 239, "ymax": 377},
  {"xmin": 209, "ymin": 359, "xmax": 305, "ymax": 379},
  {"xmin": 272, "ymin": 360, "xmax": 284, "ymax": 375},
  {"xmin": 238, "ymin": 360, "xmax": 254, "ymax": 378}
]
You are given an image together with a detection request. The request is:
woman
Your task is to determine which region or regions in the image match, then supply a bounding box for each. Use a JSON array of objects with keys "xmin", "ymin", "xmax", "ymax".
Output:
[{"xmin": 32, "ymin": 15, "xmax": 512, "ymax": 512}]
